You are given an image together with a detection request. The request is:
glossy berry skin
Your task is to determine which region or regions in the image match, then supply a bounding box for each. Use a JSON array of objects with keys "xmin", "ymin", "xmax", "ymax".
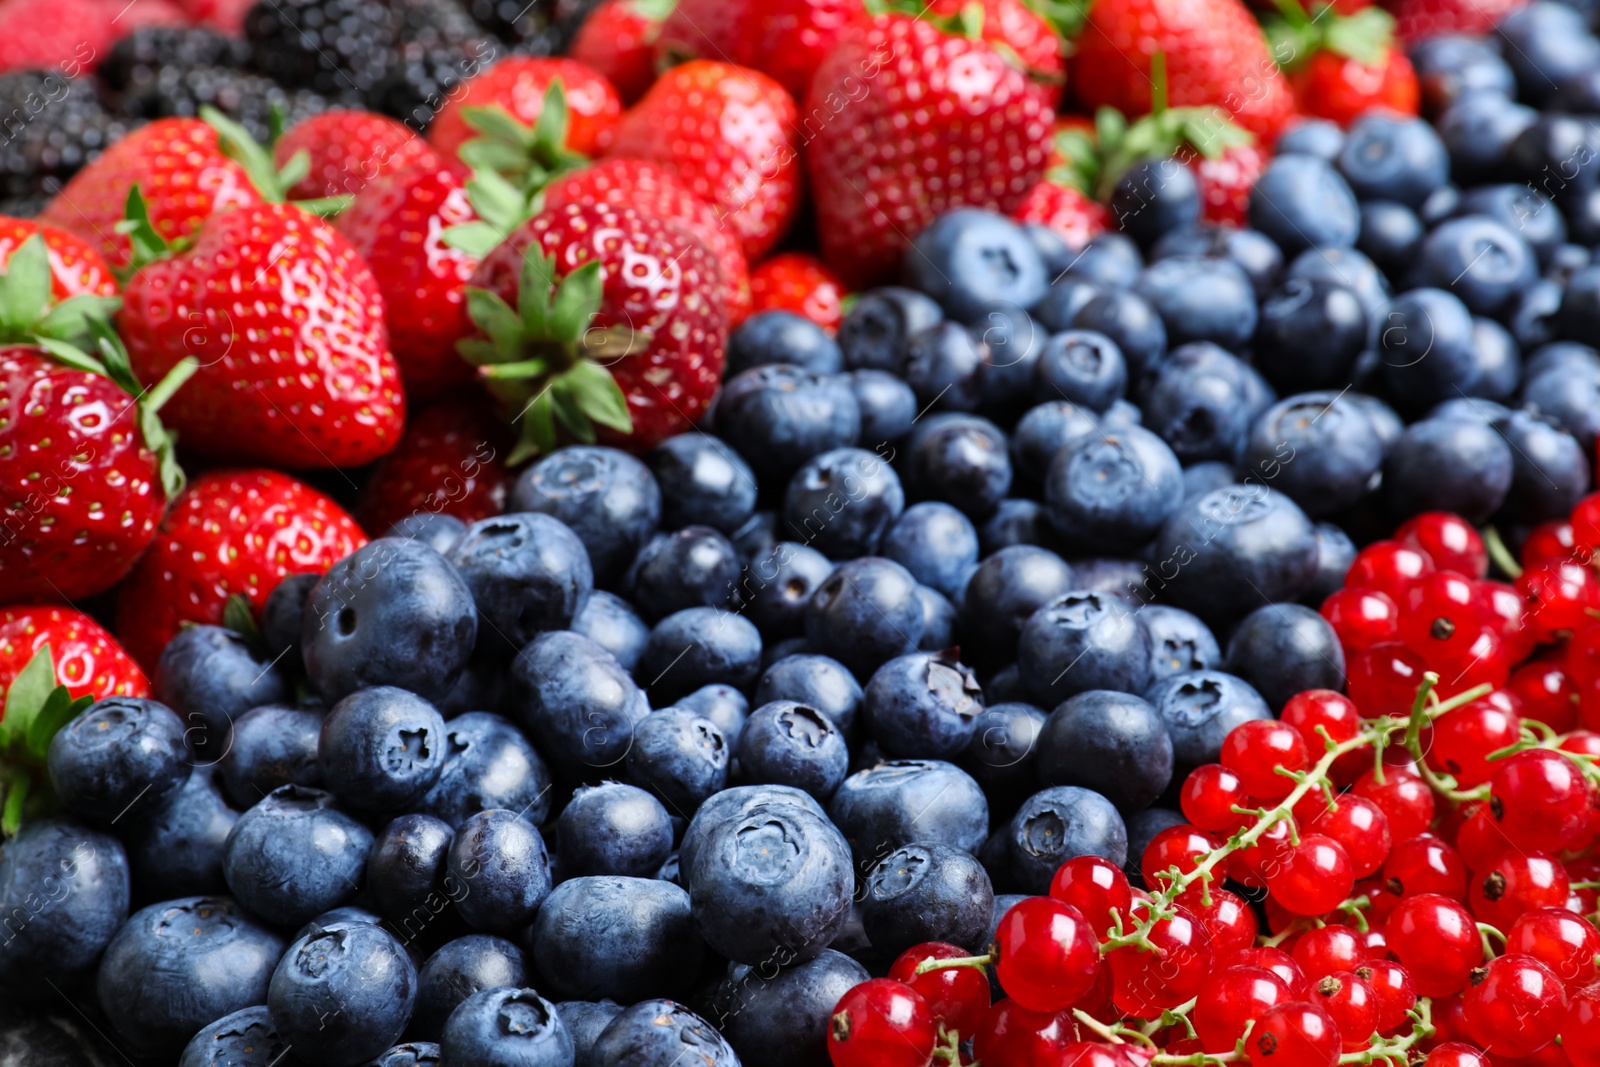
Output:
[
  {"xmin": 1180, "ymin": 764, "xmax": 1249, "ymax": 833},
  {"xmin": 1107, "ymin": 902, "xmax": 1214, "ymax": 1016},
  {"xmin": 1488, "ymin": 749, "xmax": 1592, "ymax": 854},
  {"xmin": 1345, "ymin": 541, "xmax": 1434, "ymax": 601},
  {"xmin": 1247, "ymin": 1002, "xmax": 1341, "ymax": 1067},
  {"xmin": 1420, "ymin": 699, "xmax": 1522, "ymax": 788},
  {"xmin": 429, "ymin": 57, "xmax": 621, "ymax": 165},
  {"xmin": 1565, "ymin": 987, "xmax": 1600, "ymax": 1067},
  {"xmin": 1321, "ymin": 589, "xmax": 1401, "ymax": 652},
  {"xmin": 1468, "ymin": 851, "xmax": 1570, "ymax": 931},
  {"xmin": 1351, "ymin": 768, "xmax": 1435, "ymax": 844},
  {"xmin": 1184, "ymin": 888, "xmax": 1258, "ymax": 961},
  {"xmin": 992, "ymin": 896, "xmax": 1100, "ymax": 1012},
  {"xmin": 1292, "ymin": 926, "xmax": 1364, "ymax": 982},
  {"xmin": 1220, "ymin": 720, "xmax": 1308, "ymax": 803},
  {"xmin": 1268, "ymin": 835, "xmax": 1355, "ymax": 916},
  {"xmin": 0, "ymin": 606, "xmax": 148, "ymax": 706},
  {"xmin": 748, "ymin": 253, "xmax": 847, "ymax": 333},
  {"xmin": 1355, "ymin": 960, "xmax": 1417, "ymax": 1033},
  {"xmin": 354, "ymin": 398, "xmax": 509, "ymax": 536},
  {"xmin": 1381, "ymin": 834, "xmax": 1468, "ymax": 901},
  {"xmin": 46, "ymin": 697, "xmax": 189, "ymax": 825},
  {"xmin": 1397, "ymin": 513, "xmax": 1487, "ymax": 578},
  {"xmin": 1306, "ymin": 797, "xmax": 1390, "ymax": 879},
  {"xmin": 1425, "ymin": 1043, "xmax": 1492, "ymax": 1067},
  {"xmin": 318, "ymin": 686, "xmax": 447, "ymax": 815},
  {"xmin": 1519, "ymin": 560, "xmax": 1600, "ymax": 642},
  {"xmin": 1281, "ymin": 690, "xmax": 1365, "ymax": 784},
  {"xmin": 888, "ymin": 942, "xmax": 991, "ymax": 1039},
  {"xmin": 569, "ymin": 0, "xmax": 663, "ymax": 103},
  {"xmin": 827, "ymin": 978, "xmax": 936, "ymax": 1067},
  {"xmin": 120, "ymin": 202, "xmax": 405, "ymax": 469},
  {"xmin": 1385, "ymin": 893, "xmax": 1483, "ymax": 997},
  {"xmin": 268, "ymin": 922, "xmax": 417, "ymax": 1066},
  {"xmin": 272, "ymin": 108, "xmax": 440, "ymax": 200},
  {"xmin": 1049, "ymin": 856, "xmax": 1132, "ymax": 937},
  {"xmin": 1196, "ymin": 965, "xmax": 1292, "ymax": 1052},
  {"xmin": 1463, "ymin": 954, "xmax": 1566, "ymax": 1057},
  {"xmin": 1140, "ymin": 825, "xmax": 1219, "ymax": 892},
  {"xmin": 1346, "ymin": 642, "xmax": 1429, "ymax": 719},
  {"xmin": 1235, "ymin": 947, "xmax": 1309, "ymax": 998},
  {"xmin": 973, "ymin": 998, "xmax": 1073, "ymax": 1065},
  {"xmin": 1312, "ymin": 972, "xmax": 1378, "ymax": 1051},
  {"xmin": 1506, "ymin": 907, "xmax": 1600, "ymax": 987}
]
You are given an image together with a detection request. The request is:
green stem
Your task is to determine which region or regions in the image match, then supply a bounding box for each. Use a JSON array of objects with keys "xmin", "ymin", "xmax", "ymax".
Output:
[
  {"xmin": 1483, "ymin": 525, "xmax": 1523, "ymax": 580},
  {"xmin": 914, "ymin": 953, "xmax": 991, "ymax": 975}
]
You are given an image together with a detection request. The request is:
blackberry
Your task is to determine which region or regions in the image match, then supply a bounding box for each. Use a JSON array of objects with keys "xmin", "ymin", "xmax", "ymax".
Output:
[
  {"xmin": 116, "ymin": 66, "xmax": 332, "ymax": 144},
  {"xmin": 243, "ymin": 0, "xmax": 402, "ymax": 97},
  {"xmin": 98, "ymin": 28, "xmax": 251, "ymax": 93},
  {"xmin": 364, "ymin": 38, "xmax": 497, "ymax": 130},
  {"xmin": 0, "ymin": 195, "xmax": 46, "ymax": 217},
  {"xmin": 463, "ymin": 0, "xmax": 559, "ymax": 50},
  {"xmin": 0, "ymin": 71, "xmax": 133, "ymax": 202}
]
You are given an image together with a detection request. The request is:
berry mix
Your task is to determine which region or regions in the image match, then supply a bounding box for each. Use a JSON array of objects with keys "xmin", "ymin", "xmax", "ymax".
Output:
[{"xmin": 6, "ymin": 0, "xmax": 1600, "ymax": 1064}]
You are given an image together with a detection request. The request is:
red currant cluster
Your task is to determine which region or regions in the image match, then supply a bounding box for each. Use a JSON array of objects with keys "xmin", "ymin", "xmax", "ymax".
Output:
[{"xmin": 825, "ymin": 505, "xmax": 1600, "ymax": 1067}]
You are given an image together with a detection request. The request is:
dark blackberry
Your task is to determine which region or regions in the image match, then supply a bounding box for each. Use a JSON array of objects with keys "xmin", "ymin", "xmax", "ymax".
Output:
[
  {"xmin": 390, "ymin": 0, "xmax": 487, "ymax": 48},
  {"xmin": 243, "ymin": 0, "xmax": 401, "ymax": 96},
  {"xmin": 463, "ymin": 0, "xmax": 558, "ymax": 49},
  {"xmin": 364, "ymin": 38, "xmax": 497, "ymax": 130},
  {"xmin": 0, "ymin": 195, "xmax": 47, "ymax": 217},
  {"xmin": 98, "ymin": 28, "xmax": 250, "ymax": 93},
  {"xmin": 116, "ymin": 66, "xmax": 333, "ymax": 143},
  {"xmin": 0, "ymin": 71, "xmax": 133, "ymax": 202}
]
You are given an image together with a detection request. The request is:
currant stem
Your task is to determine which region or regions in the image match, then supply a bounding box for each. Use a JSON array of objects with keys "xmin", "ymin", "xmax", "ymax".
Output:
[
  {"xmin": 1479, "ymin": 922, "xmax": 1506, "ymax": 960},
  {"xmin": 913, "ymin": 953, "xmax": 991, "ymax": 975}
]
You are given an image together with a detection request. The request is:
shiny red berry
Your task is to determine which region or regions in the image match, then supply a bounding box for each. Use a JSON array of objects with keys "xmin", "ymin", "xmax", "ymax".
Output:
[
  {"xmin": 1280, "ymin": 690, "xmax": 1366, "ymax": 784},
  {"xmin": 1221, "ymin": 720, "xmax": 1308, "ymax": 801},
  {"xmin": 1480, "ymin": 579, "xmax": 1535, "ymax": 664},
  {"xmin": 1230, "ymin": 816, "xmax": 1295, "ymax": 889},
  {"xmin": 1354, "ymin": 959, "xmax": 1416, "ymax": 1033},
  {"xmin": 1312, "ymin": 971, "xmax": 1378, "ymax": 1050},
  {"xmin": 1506, "ymin": 907, "xmax": 1600, "ymax": 988},
  {"xmin": 1462, "ymin": 954, "xmax": 1566, "ymax": 1057},
  {"xmin": 1049, "ymin": 856, "xmax": 1131, "ymax": 939},
  {"xmin": 1524, "ymin": 519, "xmax": 1579, "ymax": 567},
  {"xmin": 1346, "ymin": 540, "xmax": 1434, "ymax": 600},
  {"xmin": 827, "ymin": 979, "xmax": 937, "ymax": 1067},
  {"xmin": 1381, "ymin": 833, "xmax": 1468, "ymax": 901},
  {"xmin": 1425, "ymin": 1042, "xmax": 1491, "ymax": 1067},
  {"xmin": 1107, "ymin": 902, "xmax": 1214, "ymax": 1016},
  {"xmin": 1468, "ymin": 851, "xmax": 1570, "ymax": 931},
  {"xmin": 888, "ymin": 942, "xmax": 991, "ymax": 1039},
  {"xmin": 1180, "ymin": 764, "xmax": 1250, "ymax": 833},
  {"xmin": 1510, "ymin": 660, "xmax": 1581, "ymax": 733},
  {"xmin": 1235, "ymin": 947, "xmax": 1309, "ymax": 997},
  {"xmin": 1488, "ymin": 748, "xmax": 1593, "ymax": 854},
  {"xmin": 1384, "ymin": 893, "xmax": 1483, "ymax": 997},
  {"xmin": 973, "ymin": 998, "xmax": 1073, "ymax": 1065},
  {"xmin": 1352, "ymin": 767, "xmax": 1435, "ymax": 843},
  {"xmin": 1246, "ymin": 1001, "xmax": 1341, "ymax": 1067},
  {"xmin": 1321, "ymin": 588, "xmax": 1401, "ymax": 652},
  {"xmin": 993, "ymin": 897, "xmax": 1100, "ymax": 1013},
  {"xmin": 1419, "ymin": 699, "xmax": 1523, "ymax": 788},
  {"xmin": 1268, "ymin": 834, "xmax": 1355, "ymax": 916},
  {"xmin": 1562, "ymin": 985, "xmax": 1600, "ymax": 1067},
  {"xmin": 1307, "ymin": 795, "xmax": 1390, "ymax": 878},
  {"xmin": 1292, "ymin": 925, "xmax": 1364, "ymax": 981},
  {"xmin": 1195, "ymin": 965, "xmax": 1292, "ymax": 1053},
  {"xmin": 1140, "ymin": 825, "xmax": 1220, "ymax": 892},
  {"xmin": 1398, "ymin": 513, "xmax": 1487, "ymax": 578},
  {"xmin": 1056, "ymin": 1043, "xmax": 1135, "ymax": 1067},
  {"xmin": 1347, "ymin": 642, "xmax": 1429, "ymax": 718},
  {"xmin": 1519, "ymin": 559, "xmax": 1600, "ymax": 641},
  {"xmin": 1180, "ymin": 886, "xmax": 1257, "ymax": 961},
  {"xmin": 1401, "ymin": 570, "xmax": 1491, "ymax": 653}
]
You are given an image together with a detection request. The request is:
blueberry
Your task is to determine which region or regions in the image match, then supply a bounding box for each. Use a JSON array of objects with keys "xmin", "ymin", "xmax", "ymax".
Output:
[
  {"xmin": 1499, "ymin": 410, "xmax": 1591, "ymax": 523},
  {"xmin": 730, "ymin": 511, "xmax": 779, "ymax": 563},
  {"xmin": 1143, "ymin": 669, "xmax": 1272, "ymax": 771},
  {"xmin": 365, "ymin": 813, "xmax": 453, "ymax": 928},
  {"xmin": 368, "ymin": 1043, "xmax": 440, "ymax": 1066},
  {"xmin": 1036, "ymin": 690, "xmax": 1173, "ymax": 812},
  {"xmin": 915, "ymin": 585, "xmax": 957, "ymax": 650},
  {"xmin": 804, "ymin": 557, "xmax": 924, "ymax": 678},
  {"xmin": 1069, "ymin": 288, "xmax": 1168, "ymax": 381},
  {"xmin": 1468, "ymin": 317, "xmax": 1521, "ymax": 402},
  {"xmin": 1357, "ymin": 201, "xmax": 1424, "ymax": 280},
  {"xmin": 269, "ymin": 922, "xmax": 417, "ymax": 1065},
  {"xmin": 1254, "ymin": 279, "xmax": 1369, "ymax": 394},
  {"xmin": 1284, "ymin": 246, "xmax": 1391, "ymax": 325},
  {"xmin": 976, "ymin": 305, "xmax": 1049, "ymax": 418},
  {"xmin": 1383, "ymin": 415, "xmax": 1514, "ymax": 523},
  {"xmin": 508, "ymin": 631, "xmax": 649, "ymax": 776},
  {"xmin": 178, "ymin": 1006, "xmax": 293, "ymax": 1067},
  {"xmin": 223, "ymin": 785, "xmax": 371, "ymax": 926},
  {"xmin": 589, "ymin": 1000, "xmax": 738, "ymax": 1067},
  {"xmin": 1005, "ymin": 786, "xmax": 1128, "ymax": 893},
  {"xmin": 1070, "ymin": 558, "xmax": 1149, "ymax": 604},
  {"xmin": 448, "ymin": 809, "xmax": 551, "ymax": 934},
  {"xmin": 716, "ymin": 365, "xmax": 861, "ymax": 479},
  {"xmin": 1558, "ymin": 265, "xmax": 1600, "ymax": 344},
  {"xmin": 556, "ymin": 1001, "xmax": 624, "ymax": 1067},
  {"xmin": 713, "ymin": 950, "xmax": 867, "ymax": 1067},
  {"xmin": 1016, "ymin": 591, "xmax": 1152, "ymax": 706},
  {"xmin": 1058, "ymin": 233, "xmax": 1144, "ymax": 289},
  {"xmin": 899, "ymin": 320, "xmax": 988, "ymax": 412},
  {"xmin": 783, "ymin": 446, "xmax": 905, "ymax": 559},
  {"xmin": 1150, "ymin": 485, "xmax": 1320, "ymax": 625},
  {"xmin": 960, "ymin": 545, "xmax": 1077, "ymax": 663},
  {"xmin": 1276, "ymin": 118, "xmax": 1345, "ymax": 160},
  {"xmin": 638, "ymin": 607, "xmax": 762, "ymax": 705},
  {"xmin": 874, "ymin": 502, "xmax": 979, "ymax": 602},
  {"xmin": 727, "ymin": 310, "xmax": 843, "ymax": 376},
  {"xmin": 1306, "ymin": 522, "xmax": 1358, "ymax": 605},
  {"xmin": 626, "ymin": 525, "xmax": 742, "ymax": 620},
  {"xmin": 509, "ymin": 447, "xmax": 661, "ymax": 585},
  {"xmin": 1182, "ymin": 462, "xmax": 1238, "ymax": 503},
  {"xmin": 685, "ymin": 803, "xmax": 853, "ymax": 965},
  {"xmin": 1508, "ymin": 113, "xmax": 1600, "ymax": 206},
  {"xmin": 677, "ymin": 685, "xmax": 751, "ymax": 749},
  {"xmin": 1150, "ymin": 226, "xmax": 1284, "ymax": 301},
  {"xmin": 557, "ymin": 783, "xmax": 672, "ymax": 878},
  {"xmin": 437, "ymin": 987, "xmax": 573, "ymax": 1067},
  {"xmin": 218, "ymin": 703, "xmax": 322, "ymax": 808},
  {"xmin": 303, "ymin": 538, "xmax": 478, "ymax": 704},
  {"xmin": 417, "ymin": 712, "xmax": 553, "ymax": 829},
  {"xmin": 959, "ymin": 701, "xmax": 1047, "ymax": 817},
  {"xmin": 388, "ymin": 513, "xmax": 468, "ymax": 555},
  {"xmin": 620, "ymin": 708, "xmax": 728, "ymax": 815},
  {"xmin": 1140, "ymin": 606, "xmax": 1222, "ymax": 685},
  {"xmin": 845, "ymin": 369, "xmax": 919, "ymax": 446},
  {"xmin": 1509, "ymin": 278, "xmax": 1565, "ymax": 350},
  {"xmin": 904, "ymin": 209, "xmax": 1048, "ymax": 322},
  {"xmin": 862, "ymin": 843, "xmax": 995, "ymax": 961},
  {"xmin": 98, "ymin": 896, "xmax": 284, "ymax": 1057},
  {"xmin": 1241, "ymin": 392, "xmax": 1383, "ymax": 517},
  {"xmin": 1033, "ymin": 278, "xmax": 1105, "ymax": 333},
  {"xmin": 1351, "ymin": 393, "xmax": 1405, "ymax": 453},
  {"xmin": 315, "ymin": 688, "xmax": 443, "ymax": 817},
  {"xmin": 413, "ymin": 935, "xmax": 530, "ymax": 1040},
  {"xmin": 637, "ymin": 439, "xmax": 757, "ymax": 540},
  {"xmin": 571, "ymin": 591, "xmax": 649, "ymax": 671},
  {"xmin": 1249, "ymin": 154, "xmax": 1360, "ymax": 253},
  {"xmin": 1108, "ymin": 158, "xmax": 1200, "ymax": 249},
  {"xmin": 679, "ymin": 784, "xmax": 828, "ymax": 877},
  {"xmin": 838, "ymin": 287, "xmax": 944, "ymax": 373},
  {"xmin": 295, "ymin": 905, "xmax": 386, "ymax": 942},
  {"xmin": 739, "ymin": 542, "xmax": 833, "ymax": 639},
  {"xmin": 1011, "ymin": 401, "xmax": 1101, "ymax": 485},
  {"xmin": 1421, "ymin": 185, "xmax": 1461, "ymax": 227},
  {"xmin": 1032, "ymin": 328, "xmax": 1127, "ymax": 413},
  {"xmin": 904, "ymin": 413, "xmax": 1013, "ymax": 518},
  {"xmin": 1139, "ymin": 342, "xmax": 1274, "ymax": 465},
  {"xmin": 1436, "ymin": 94, "xmax": 1535, "ymax": 187},
  {"xmin": 1415, "ymin": 215, "xmax": 1538, "ymax": 317},
  {"xmin": 1549, "ymin": 244, "xmax": 1592, "ymax": 282},
  {"xmin": 448, "ymin": 514, "xmax": 593, "ymax": 657},
  {"xmin": 1565, "ymin": 186, "xmax": 1600, "ymax": 246},
  {"xmin": 1497, "ymin": 1, "xmax": 1600, "ymax": 104},
  {"xmin": 1133, "ymin": 256, "xmax": 1258, "ymax": 352},
  {"xmin": 1124, "ymin": 807, "xmax": 1190, "ymax": 888},
  {"xmin": 978, "ymin": 498, "xmax": 1055, "ymax": 554},
  {"xmin": 262, "ymin": 571, "xmax": 320, "ymax": 675},
  {"xmin": 735, "ymin": 700, "xmax": 850, "ymax": 800},
  {"xmin": 157, "ymin": 625, "xmax": 289, "ymax": 762},
  {"xmin": 0, "ymin": 818, "xmax": 128, "ymax": 989},
  {"xmin": 1457, "ymin": 185, "xmax": 1566, "ymax": 268},
  {"xmin": 1411, "ymin": 35, "xmax": 1516, "ymax": 114},
  {"xmin": 46, "ymin": 696, "xmax": 189, "ymax": 825},
  {"xmin": 1043, "ymin": 425, "xmax": 1183, "ymax": 551},
  {"xmin": 129, "ymin": 764, "xmax": 237, "ymax": 898},
  {"xmin": 1225, "ymin": 603, "xmax": 1347, "ymax": 712},
  {"xmin": 1025, "ymin": 222, "xmax": 1074, "ymax": 277},
  {"xmin": 1337, "ymin": 113, "xmax": 1449, "ymax": 207},
  {"xmin": 1523, "ymin": 346, "xmax": 1600, "ymax": 450},
  {"xmin": 531, "ymin": 876, "xmax": 700, "ymax": 1002},
  {"xmin": 827, "ymin": 760, "xmax": 988, "ymax": 866},
  {"xmin": 753, "ymin": 655, "xmax": 862, "ymax": 738}
]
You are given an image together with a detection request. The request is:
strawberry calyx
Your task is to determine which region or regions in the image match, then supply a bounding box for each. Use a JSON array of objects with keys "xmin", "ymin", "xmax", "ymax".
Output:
[
  {"xmin": 200, "ymin": 105, "xmax": 352, "ymax": 216},
  {"xmin": 1265, "ymin": 0, "xmax": 1396, "ymax": 70},
  {"xmin": 457, "ymin": 243, "xmax": 636, "ymax": 464},
  {"xmin": 457, "ymin": 80, "xmax": 588, "ymax": 194},
  {"xmin": 0, "ymin": 644, "xmax": 94, "ymax": 837}
]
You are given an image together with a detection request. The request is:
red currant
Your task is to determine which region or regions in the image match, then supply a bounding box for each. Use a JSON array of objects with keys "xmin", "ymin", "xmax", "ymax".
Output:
[
  {"xmin": 1506, "ymin": 907, "xmax": 1600, "ymax": 988},
  {"xmin": 1401, "ymin": 570, "xmax": 1491, "ymax": 652},
  {"xmin": 1268, "ymin": 834, "xmax": 1355, "ymax": 916},
  {"xmin": 1140, "ymin": 825, "xmax": 1220, "ymax": 892},
  {"xmin": 1384, "ymin": 893, "xmax": 1483, "ymax": 997},
  {"xmin": 1351, "ymin": 767, "xmax": 1435, "ymax": 843},
  {"xmin": 1570, "ymin": 492, "xmax": 1600, "ymax": 560},
  {"xmin": 1519, "ymin": 559, "xmax": 1600, "ymax": 641},
  {"xmin": 1568, "ymin": 857, "xmax": 1600, "ymax": 917},
  {"xmin": 1308, "ymin": 795, "xmax": 1390, "ymax": 878},
  {"xmin": 1510, "ymin": 660, "xmax": 1581, "ymax": 734},
  {"xmin": 1346, "ymin": 540, "xmax": 1434, "ymax": 600},
  {"xmin": 1353, "ymin": 959, "xmax": 1417, "ymax": 1033},
  {"xmin": 1347, "ymin": 642, "xmax": 1429, "ymax": 719},
  {"xmin": 1563, "ymin": 985, "xmax": 1600, "ymax": 1067},
  {"xmin": 1425, "ymin": 993, "xmax": 1469, "ymax": 1049},
  {"xmin": 1179, "ymin": 764, "xmax": 1250, "ymax": 833},
  {"xmin": 1312, "ymin": 971, "xmax": 1378, "ymax": 1050},
  {"xmin": 1048, "ymin": 856, "xmax": 1131, "ymax": 939},
  {"xmin": 1292, "ymin": 926, "xmax": 1364, "ymax": 981},
  {"xmin": 1246, "ymin": 1001, "xmax": 1341, "ymax": 1067},
  {"xmin": 1523, "ymin": 519, "xmax": 1580, "ymax": 568},
  {"xmin": 888, "ymin": 942, "xmax": 991, "ymax": 1039},
  {"xmin": 1425, "ymin": 1042, "xmax": 1492, "ymax": 1067},
  {"xmin": 973, "ymin": 998, "xmax": 1070, "ymax": 1067},
  {"xmin": 1398, "ymin": 512, "xmax": 1487, "ymax": 578},
  {"xmin": 1106, "ymin": 902, "xmax": 1214, "ymax": 1017},
  {"xmin": 1221, "ymin": 720, "xmax": 1308, "ymax": 801},
  {"xmin": 1235, "ymin": 946, "xmax": 1309, "ymax": 997},
  {"xmin": 1381, "ymin": 833, "xmax": 1468, "ymax": 901},
  {"xmin": 1489, "ymin": 748, "xmax": 1593, "ymax": 854},
  {"xmin": 828, "ymin": 979, "xmax": 937, "ymax": 1067},
  {"xmin": 993, "ymin": 897, "xmax": 1100, "ymax": 1013},
  {"xmin": 1321, "ymin": 588, "xmax": 1401, "ymax": 652},
  {"xmin": 1462, "ymin": 953, "xmax": 1567, "ymax": 1057},
  {"xmin": 1468, "ymin": 851, "xmax": 1570, "ymax": 931},
  {"xmin": 1230, "ymin": 815, "xmax": 1295, "ymax": 889},
  {"xmin": 1419, "ymin": 698, "xmax": 1523, "ymax": 787},
  {"xmin": 1179, "ymin": 886, "xmax": 1257, "ymax": 961},
  {"xmin": 1481, "ymin": 579, "xmax": 1536, "ymax": 664},
  {"xmin": 1194, "ymin": 965, "xmax": 1291, "ymax": 1053},
  {"xmin": 1280, "ymin": 690, "xmax": 1367, "ymax": 784},
  {"xmin": 1451, "ymin": 800, "xmax": 1514, "ymax": 872},
  {"xmin": 1432, "ymin": 626, "xmax": 1511, "ymax": 696}
]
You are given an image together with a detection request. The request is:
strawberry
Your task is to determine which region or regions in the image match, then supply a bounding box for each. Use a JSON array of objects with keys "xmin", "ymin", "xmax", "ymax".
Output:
[
  {"xmin": 1182, "ymin": 141, "xmax": 1268, "ymax": 226},
  {"xmin": 114, "ymin": 469, "xmax": 367, "ymax": 669},
  {"xmin": 462, "ymin": 200, "xmax": 726, "ymax": 461},
  {"xmin": 607, "ymin": 60, "xmax": 802, "ymax": 260},
  {"xmin": 805, "ymin": 13, "xmax": 1054, "ymax": 288},
  {"xmin": 0, "ymin": 0, "xmax": 113, "ymax": 75},
  {"xmin": 541, "ymin": 158, "xmax": 753, "ymax": 325},
  {"xmin": 0, "ymin": 216, "xmax": 117, "ymax": 301},
  {"xmin": 336, "ymin": 164, "xmax": 480, "ymax": 394},
  {"xmin": 272, "ymin": 109, "xmax": 443, "ymax": 201},
  {"xmin": 356, "ymin": 396, "xmax": 510, "ymax": 535},
  {"xmin": 1272, "ymin": 4, "xmax": 1419, "ymax": 126},
  {"xmin": 748, "ymin": 253, "xmax": 847, "ymax": 333},
  {"xmin": 1012, "ymin": 181, "xmax": 1110, "ymax": 249},
  {"xmin": 1, "ymin": 606, "xmax": 148, "ymax": 704},
  {"xmin": 39, "ymin": 118, "xmax": 263, "ymax": 268},
  {"xmin": 655, "ymin": 0, "xmax": 865, "ymax": 101},
  {"xmin": 925, "ymin": 0, "xmax": 1069, "ymax": 104},
  {"xmin": 570, "ymin": 0, "xmax": 671, "ymax": 104},
  {"xmin": 428, "ymin": 57, "xmax": 623, "ymax": 170},
  {"xmin": 1073, "ymin": 0, "xmax": 1297, "ymax": 143},
  {"xmin": 1391, "ymin": 0, "xmax": 1526, "ymax": 45}
]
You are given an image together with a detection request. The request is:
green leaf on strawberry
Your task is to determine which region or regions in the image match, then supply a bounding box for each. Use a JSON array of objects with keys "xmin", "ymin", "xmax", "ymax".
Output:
[
  {"xmin": 460, "ymin": 79, "xmax": 588, "ymax": 192},
  {"xmin": 0, "ymin": 645, "xmax": 93, "ymax": 837},
  {"xmin": 1266, "ymin": 0, "xmax": 1396, "ymax": 69}
]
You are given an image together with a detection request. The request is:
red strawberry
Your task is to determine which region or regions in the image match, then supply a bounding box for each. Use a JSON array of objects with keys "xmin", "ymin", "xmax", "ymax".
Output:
[
  {"xmin": 748, "ymin": 253, "xmax": 847, "ymax": 333},
  {"xmin": 0, "ymin": 216, "xmax": 117, "ymax": 301},
  {"xmin": 463, "ymin": 200, "xmax": 726, "ymax": 460},
  {"xmin": 1391, "ymin": 0, "xmax": 1527, "ymax": 45},
  {"xmin": 570, "ymin": 0, "xmax": 670, "ymax": 104},
  {"xmin": 428, "ymin": 57, "xmax": 623, "ymax": 169},
  {"xmin": 1182, "ymin": 141, "xmax": 1268, "ymax": 226},
  {"xmin": 925, "ymin": 0, "xmax": 1068, "ymax": 103},
  {"xmin": 1012, "ymin": 182, "xmax": 1110, "ymax": 249},
  {"xmin": 356, "ymin": 396, "xmax": 510, "ymax": 535},
  {"xmin": 0, "ymin": 607, "xmax": 148, "ymax": 704},
  {"xmin": 656, "ymin": 0, "xmax": 865, "ymax": 102},
  {"xmin": 541, "ymin": 158, "xmax": 753, "ymax": 325},
  {"xmin": 40, "ymin": 118, "xmax": 263, "ymax": 268},
  {"xmin": 608, "ymin": 60, "xmax": 802, "ymax": 260},
  {"xmin": 181, "ymin": 0, "xmax": 256, "ymax": 33},
  {"xmin": 273, "ymin": 109, "xmax": 443, "ymax": 201},
  {"xmin": 0, "ymin": 0, "xmax": 114, "ymax": 75},
  {"xmin": 336, "ymin": 165, "xmax": 480, "ymax": 394},
  {"xmin": 1074, "ymin": 0, "xmax": 1297, "ymax": 143},
  {"xmin": 114, "ymin": 469, "xmax": 367, "ymax": 669},
  {"xmin": 1273, "ymin": 5, "xmax": 1419, "ymax": 126},
  {"xmin": 805, "ymin": 13, "xmax": 1053, "ymax": 288},
  {"xmin": 118, "ymin": 201, "xmax": 406, "ymax": 469}
]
